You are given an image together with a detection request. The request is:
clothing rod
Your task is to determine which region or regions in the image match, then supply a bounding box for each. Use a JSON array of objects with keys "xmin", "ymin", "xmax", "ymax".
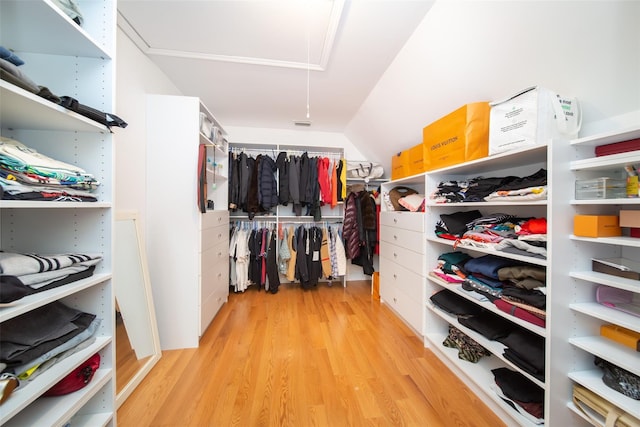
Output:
[{"xmin": 229, "ymin": 147, "xmax": 343, "ymax": 158}]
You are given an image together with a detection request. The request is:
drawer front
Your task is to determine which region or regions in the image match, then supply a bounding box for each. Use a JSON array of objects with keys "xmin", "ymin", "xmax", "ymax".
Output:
[
  {"xmin": 201, "ymin": 241, "xmax": 228, "ymax": 294},
  {"xmin": 380, "ymin": 211, "xmax": 424, "ymax": 232},
  {"xmin": 380, "ymin": 225, "xmax": 425, "ymax": 254},
  {"xmin": 380, "ymin": 242, "xmax": 425, "ymax": 275},
  {"xmin": 379, "ymin": 257, "xmax": 424, "ymax": 334},
  {"xmin": 200, "ymin": 287, "xmax": 227, "ymax": 336},
  {"xmin": 380, "ymin": 256, "xmax": 424, "ymax": 302},
  {"xmin": 202, "ymin": 223, "xmax": 228, "ymax": 252},
  {"xmin": 201, "ymin": 210, "xmax": 229, "ymax": 230}
]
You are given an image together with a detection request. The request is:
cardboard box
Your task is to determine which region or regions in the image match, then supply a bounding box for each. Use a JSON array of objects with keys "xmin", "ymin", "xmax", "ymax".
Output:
[
  {"xmin": 619, "ymin": 210, "xmax": 640, "ymax": 228},
  {"xmin": 489, "ymin": 86, "xmax": 580, "ymax": 155},
  {"xmin": 422, "ymin": 102, "xmax": 490, "ymax": 171},
  {"xmin": 600, "ymin": 324, "xmax": 640, "ymax": 352},
  {"xmin": 573, "ymin": 215, "xmax": 621, "ymax": 238}
]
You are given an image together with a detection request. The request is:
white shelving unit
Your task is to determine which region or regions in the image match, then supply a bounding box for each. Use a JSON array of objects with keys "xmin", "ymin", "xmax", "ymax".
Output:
[
  {"xmin": 0, "ymin": 0, "xmax": 116, "ymax": 425},
  {"xmin": 379, "ymin": 126, "xmax": 640, "ymax": 425},
  {"xmin": 560, "ymin": 124, "xmax": 640, "ymax": 423},
  {"xmin": 422, "ymin": 144, "xmax": 550, "ymax": 426},
  {"xmin": 146, "ymin": 95, "xmax": 230, "ymax": 350}
]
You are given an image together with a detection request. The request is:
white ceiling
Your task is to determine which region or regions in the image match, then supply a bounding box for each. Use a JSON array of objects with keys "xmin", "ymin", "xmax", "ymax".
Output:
[{"xmin": 117, "ymin": 0, "xmax": 434, "ymax": 132}]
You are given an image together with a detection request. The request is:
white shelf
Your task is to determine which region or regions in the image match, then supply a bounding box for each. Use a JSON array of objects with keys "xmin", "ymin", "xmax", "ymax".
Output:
[
  {"xmin": 570, "ymin": 270, "xmax": 640, "ymax": 293},
  {"xmin": 570, "ymin": 151, "xmax": 640, "ymax": 171},
  {"xmin": 425, "ymin": 332, "xmax": 544, "ymax": 427},
  {"xmin": 0, "ymin": 336, "xmax": 111, "ymax": 425},
  {"xmin": 571, "ymin": 198, "xmax": 640, "ymax": 205},
  {"xmin": 0, "ymin": 81, "xmax": 109, "ymax": 133},
  {"xmin": 0, "ymin": 200, "xmax": 111, "ymax": 209},
  {"xmin": 570, "ymin": 235, "xmax": 640, "ymax": 248},
  {"xmin": 428, "ymin": 301, "xmax": 545, "ymax": 388},
  {"xmin": 571, "ymin": 125, "xmax": 640, "ymax": 147},
  {"xmin": 426, "ymin": 236, "xmax": 548, "ymax": 267},
  {"xmin": 569, "ymin": 370, "xmax": 640, "ymax": 418},
  {"xmin": 0, "ymin": 273, "xmax": 111, "ymax": 322},
  {"xmin": 426, "ymin": 200, "xmax": 548, "ymax": 207},
  {"xmin": 570, "ymin": 302, "xmax": 640, "ymax": 333},
  {"xmin": 569, "ymin": 336, "xmax": 640, "ymax": 376},
  {"xmin": 0, "ymin": 0, "xmax": 112, "ymax": 59},
  {"xmin": 429, "ymin": 144, "xmax": 547, "ymax": 176},
  {"xmin": 427, "ymin": 275, "xmax": 547, "ymax": 337}
]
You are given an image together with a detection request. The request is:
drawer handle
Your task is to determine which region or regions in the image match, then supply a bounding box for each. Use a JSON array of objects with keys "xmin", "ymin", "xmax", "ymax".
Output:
[
  {"xmin": 218, "ymin": 233, "xmax": 223, "ymax": 239},
  {"xmin": 393, "ymin": 235, "xmax": 397, "ymax": 240},
  {"xmin": 393, "ymin": 253, "xmax": 397, "ymax": 258},
  {"xmin": 393, "ymin": 274, "xmax": 397, "ymax": 279},
  {"xmin": 393, "ymin": 297, "xmax": 397, "ymax": 303},
  {"xmin": 218, "ymin": 252, "xmax": 223, "ymax": 257},
  {"xmin": 393, "ymin": 218, "xmax": 398, "ymax": 223}
]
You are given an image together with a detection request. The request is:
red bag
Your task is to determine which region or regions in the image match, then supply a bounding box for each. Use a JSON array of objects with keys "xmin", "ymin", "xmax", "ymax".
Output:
[{"xmin": 43, "ymin": 353, "xmax": 100, "ymax": 396}]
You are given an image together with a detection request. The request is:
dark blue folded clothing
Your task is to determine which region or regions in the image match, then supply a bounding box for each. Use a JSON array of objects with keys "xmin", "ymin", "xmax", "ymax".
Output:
[
  {"xmin": 0, "ymin": 46, "xmax": 24, "ymax": 66},
  {"xmin": 463, "ymin": 255, "xmax": 520, "ymax": 280}
]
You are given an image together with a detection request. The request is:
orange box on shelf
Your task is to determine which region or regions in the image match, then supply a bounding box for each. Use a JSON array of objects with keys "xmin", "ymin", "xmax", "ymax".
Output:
[
  {"xmin": 407, "ymin": 143, "xmax": 426, "ymax": 176},
  {"xmin": 573, "ymin": 215, "xmax": 621, "ymax": 238},
  {"xmin": 422, "ymin": 102, "xmax": 490, "ymax": 171},
  {"xmin": 600, "ymin": 324, "xmax": 640, "ymax": 352},
  {"xmin": 391, "ymin": 150, "xmax": 410, "ymax": 180}
]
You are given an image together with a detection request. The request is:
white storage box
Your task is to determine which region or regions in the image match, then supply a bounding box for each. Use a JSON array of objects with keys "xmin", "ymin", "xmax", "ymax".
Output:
[{"xmin": 488, "ymin": 86, "xmax": 581, "ymax": 155}]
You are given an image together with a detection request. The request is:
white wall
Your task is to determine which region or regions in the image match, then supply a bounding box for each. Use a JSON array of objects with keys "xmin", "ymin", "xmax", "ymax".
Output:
[
  {"xmin": 345, "ymin": 0, "xmax": 640, "ymax": 168},
  {"xmin": 115, "ymin": 27, "xmax": 182, "ymax": 235},
  {"xmin": 225, "ymin": 125, "xmax": 365, "ymax": 160}
]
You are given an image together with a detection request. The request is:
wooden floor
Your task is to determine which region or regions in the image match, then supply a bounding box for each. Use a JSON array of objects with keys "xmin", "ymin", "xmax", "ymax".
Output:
[{"xmin": 117, "ymin": 281, "xmax": 505, "ymax": 427}]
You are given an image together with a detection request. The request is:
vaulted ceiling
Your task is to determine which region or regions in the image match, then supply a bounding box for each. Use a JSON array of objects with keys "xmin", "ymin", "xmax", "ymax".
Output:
[{"xmin": 117, "ymin": 0, "xmax": 434, "ymax": 132}]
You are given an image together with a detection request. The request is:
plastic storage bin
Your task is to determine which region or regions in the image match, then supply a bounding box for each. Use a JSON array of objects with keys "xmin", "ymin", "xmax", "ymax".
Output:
[{"xmin": 575, "ymin": 177, "xmax": 626, "ymax": 199}]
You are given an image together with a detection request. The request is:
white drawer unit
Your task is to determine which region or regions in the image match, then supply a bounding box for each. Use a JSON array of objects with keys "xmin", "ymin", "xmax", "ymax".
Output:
[
  {"xmin": 379, "ymin": 223, "xmax": 425, "ymax": 254},
  {"xmin": 199, "ymin": 210, "xmax": 230, "ymax": 336},
  {"xmin": 380, "ymin": 240, "xmax": 426, "ymax": 273},
  {"xmin": 378, "ymin": 179, "xmax": 426, "ymax": 337},
  {"xmin": 380, "ymin": 211, "xmax": 425, "ymax": 232}
]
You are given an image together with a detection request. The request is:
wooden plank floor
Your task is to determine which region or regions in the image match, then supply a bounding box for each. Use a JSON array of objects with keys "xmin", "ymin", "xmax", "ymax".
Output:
[{"xmin": 117, "ymin": 280, "xmax": 506, "ymax": 426}]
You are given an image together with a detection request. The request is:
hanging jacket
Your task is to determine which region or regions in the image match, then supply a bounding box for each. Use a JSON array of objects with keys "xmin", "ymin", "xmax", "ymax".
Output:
[
  {"xmin": 228, "ymin": 153, "xmax": 240, "ymax": 210},
  {"xmin": 295, "ymin": 226, "xmax": 309, "ymax": 284},
  {"xmin": 343, "ymin": 191, "xmax": 361, "ymax": 259},
  {"xmin": 238, "ymin": 152, "xmax": 251, "ymax": 210},
  {"xmin": 304, "ymin": 226, "xmax": 322, "ymax": 288},
  {"xmin": 320, "ymin": 227, "xmax": 332, "ymax": 278},
  {"xmin": 330, "ymin": 160, "xmax": 338, "ymax": 208},
  {"xmin": 275, "ymin": 151, "xmax": 290, "ymax": 205},
  {"xmin": 245, "ymin": 156, "xmax": 261, "ymax": 219},
  {"xmin": 258, "ymin": 155, "xmax": 278, "ymax": 211},
  {"xmin": 286, "ymin": 226, "xmax": 297, "ymax": 281},
  {"xmin": 289, "ymin": 155, "xmax": 302, "ymax": 216},
  {"xmin": 299, "ymin": 152, "xmax": 310, "ymax": 207},
  {"xmin": 318, "ymin": 157, "xmax": 332, "ymax": 204}
]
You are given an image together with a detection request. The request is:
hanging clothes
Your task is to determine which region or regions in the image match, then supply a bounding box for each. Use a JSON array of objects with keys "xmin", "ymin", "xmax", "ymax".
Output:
[
  {"xmin": 275, "ymin": 152, "xmax": 290, "ymax": 205},
  {"xmin": 266, "ymin": 228, "xmax": 280, "ymax": 293},
  {"xmin": 286, "ymin": 225, "xmax": 297, "ymax": 281},
  {"xmin": 320, "ymin": 227, "xmax": 332, "ymax": 278}
]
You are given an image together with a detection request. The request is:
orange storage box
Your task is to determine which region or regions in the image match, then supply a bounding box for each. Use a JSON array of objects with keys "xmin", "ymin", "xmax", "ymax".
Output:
[
  {"xmin": 423, "ymin": 102, "xmax": 490, "ymax": 171},
  {"xmin": 407, "ymin": 143, "xmax": 426, "ymax": 176},
  {"xmin": 573, "ymin": 215, "xmax": 621, "ymax": 238},
  {"xmin": 391, "ymin": 150, "xmax": 410, "ymax": 180}
]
